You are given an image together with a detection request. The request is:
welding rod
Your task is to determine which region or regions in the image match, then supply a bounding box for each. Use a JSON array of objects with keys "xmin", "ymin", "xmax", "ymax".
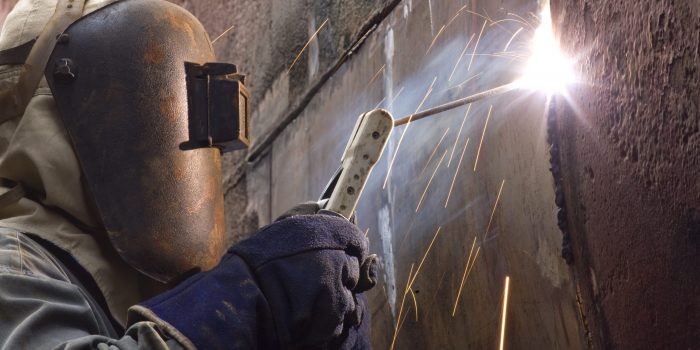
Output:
[{"xmin": 393, "ymin": 81, "xmax": 520, "ymax": 126}]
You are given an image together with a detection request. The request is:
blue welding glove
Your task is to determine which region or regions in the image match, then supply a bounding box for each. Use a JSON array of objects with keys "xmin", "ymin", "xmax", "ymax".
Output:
[{"xmin": 131, "ymin": 205, "xmax": 376, "ymax": 350}]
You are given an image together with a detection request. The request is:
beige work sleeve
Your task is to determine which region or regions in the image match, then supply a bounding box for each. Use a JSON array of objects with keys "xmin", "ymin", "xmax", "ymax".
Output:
[
  {"xmin": 0, "ymin": 273, "xmax": 190, "ymax": 350},
  {"xmin": 0, "ymin": 229, "xmax": 192, "ymax": 350}
]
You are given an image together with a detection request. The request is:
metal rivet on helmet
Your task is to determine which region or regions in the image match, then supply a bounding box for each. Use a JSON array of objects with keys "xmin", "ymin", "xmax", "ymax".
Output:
[
  {"xmin": 57, "ymin": 33, "xmax": 70, "ymax": 44},
  {"xmin": 53, "ymin": 58, "xmax": 76, "ymax": 81}
]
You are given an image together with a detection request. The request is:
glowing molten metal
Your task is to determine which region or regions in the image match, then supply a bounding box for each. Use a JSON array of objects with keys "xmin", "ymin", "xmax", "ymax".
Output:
[{"xmin": 517, "ymin": 4, "xmax": 576, "ymax": 94}]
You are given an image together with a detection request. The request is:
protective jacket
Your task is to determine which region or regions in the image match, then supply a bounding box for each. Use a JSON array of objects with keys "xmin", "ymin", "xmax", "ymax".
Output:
[{"xmin": 0, "ymin": 227, "xmax": 186, "ymax": 349}]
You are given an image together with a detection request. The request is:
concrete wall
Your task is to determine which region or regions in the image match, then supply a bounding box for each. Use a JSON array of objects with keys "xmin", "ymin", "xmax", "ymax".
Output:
[{"xmin": 550, "ymin": 1, "xmax": 700, "ymax": 348}]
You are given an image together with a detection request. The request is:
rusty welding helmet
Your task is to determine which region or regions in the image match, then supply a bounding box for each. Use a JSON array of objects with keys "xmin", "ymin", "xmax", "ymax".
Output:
[{"xmin": 44, "ymin": 0, "xmax": 250, "ymax": 282}]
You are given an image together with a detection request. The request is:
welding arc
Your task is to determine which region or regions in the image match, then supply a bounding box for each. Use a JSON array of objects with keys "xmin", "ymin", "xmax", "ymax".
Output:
[{"xmin": 393, "ymin": 82, "xmax": 518, "ymax": 126}]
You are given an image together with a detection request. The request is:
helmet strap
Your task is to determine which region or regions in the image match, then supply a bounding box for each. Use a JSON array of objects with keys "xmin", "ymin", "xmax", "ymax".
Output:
[{"xmin": 0, "ymin": 0, "xmax": 87, "ymax": 122}]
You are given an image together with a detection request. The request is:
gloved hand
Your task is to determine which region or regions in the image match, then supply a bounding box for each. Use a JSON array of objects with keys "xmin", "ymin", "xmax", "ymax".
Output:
[
  {"xmin": 276, "ymin": 200, "xmax": 358, "ymax": 225},
  {"xmin": 130, "ymin": 203, "xmax": 376, "ymax": 350}
]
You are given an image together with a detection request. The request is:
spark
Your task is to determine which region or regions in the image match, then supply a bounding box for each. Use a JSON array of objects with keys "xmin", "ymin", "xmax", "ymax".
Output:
[
  {"xmin": 481, "ymin": 9, "xmax": 521, "ymax": 33},
  {"xmin": 367, "ymin": 64, "xmax": 386, "ymax": 88},
  {"xmin": 377, "ymin": 86, "xmax": 405, "ymax": 110},
  {"xmin": 392, "ymin": 86, "xmax": 405, "ymax": 101},
  {"xmin": 463, "ymin": 9, "xmax": 492, "ymax": 23},
  {"xmin": 448, "ymin": 104, "xmax": 471, "ymax": 167},
  {"xmin": 454, "ymin": 246, "xmax": 480, "ymax": 315},
  {"xmin": 444, "ymin": 137, "xmax": 470, "ymax": 208},
  {"xmin": 461, "ymin": 10, "xmax": 512, "ymax": 34},
  {"xmin": 509, "ymin": 12, "xmax": 537, "ymax": 29},
  {"xmin": 483, "ymin": 9, "xmax": 496, "ymax": 24},
  {"xmin": 473, "ymin": 105, "xmax": 493, "ymax": 172},
  {"xmin": 396, "ymin": 304, "xmax": 413, "ymax": 337},
  {"xmin": 467, "ymin": 19, "xmax": 487, "ymax": 72},
  {"xmin": 212, "ymin": 24, "xmax": 235, "ymax": 44},
  {"xmin": 397, "ymin": 215, "xmax": 418, "ymax": 254},
  {"xmin": 484, "ymin": 179, "xmax": 505, "ymax": 241},
  {"xmin": 392, "ymin": 304, "xmax": 413, "ymax": 350},
  {"xmin": 465, "ymin": 247, "xmax": 480, "ymax": 281},
  {"xmin": 389, "ymin": 86, "xmax": 406, "ymax": 109},
  {"xmin": 420, "ymin": 128, "xmax": 450, "ymax": 175},
  {"xmin": 383, "ymin": 77, "xmax": 437, "ymax": 189},
  {"xmin": 416, "ymin": 150, "xmax": 448, "ymax": 213},
  {"xmin": 374, "ymin": 96, "xmax": 387, "ymax": 109},
  {"xmin": 499, "ymin": 276, "xmax": 511, "ymax": 350},
  {"xmin": 464, "ymin": 53, "xmax": 524, "ymax": 59},
  {"xmin": 452, "ymin": 235, "xmax": 477, "ymax": 317},
  {"xmin": 423, "ymin": 271, "xmax": 448, "ymax": 319},
  {"xmin": 391, "ymin": 225, "xmax": 440, "ymax": 350},
  {"xmin": 425, "ymin": 25, "xmax": 447, "ymax": 55},
  {"xmin": 408, "ymin": 226, "xmax": 442, "ymax": 288},
  {"xmin": 409, "ymin": 288, "xmax": 419, "ymax": 321},
  {"xmin": 527, "ymin": 11, "xmax": 541, "ymax": 23},
  {"xmin": 450, "ymin": 73, "xmax": 481, "ymax": 90},
  {"xmin": 448, "ymin": 34, "xmax": 475, "ymax": 82},
  {"xmin": 465, "ymin": 247, "xmax": 480, "ymax": 277},
  {"xmin": 451, "ymin": 245, "xmax": 482, "ymax": 317},
  {"xmin": 415, "ymin": 77, "xmax": 438, "ymax": 112},
  {"xmin": 387, "ymin": 86, "xmax": 403, "ymax": 109},
  {"xmin": 503, "ymin": 27, "xmax": 524, "ymax": 52},
  {"xmin": 490, "ymin": 18, "xmax": 532, "ymax": 31},
  {"xmin": 490, "ymin": 52, "xmax": 527, "ymax": 59},
  {"xmin": 390, "ymin": 263, "xmax": 415, "ymax": 350},
  {"xmin": 389, "ymin": 264, "xmax": 414, "ymax": 350},
  {"xmin": 287, "ymin": 18, "xmax": 329, "ymax": 73},
  {"xmin": 445, "ymin": 5, "xmax": 468, "ymax": 29}
]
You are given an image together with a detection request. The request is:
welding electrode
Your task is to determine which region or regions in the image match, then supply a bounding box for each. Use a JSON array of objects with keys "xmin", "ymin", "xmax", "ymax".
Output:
[
  {"xmin": 320, "ymin": 81, "xmax": 519, "ymax": 220},
  {"xmin": 393, "ymin": 81, "xmax": 519, "ymax": 126}
]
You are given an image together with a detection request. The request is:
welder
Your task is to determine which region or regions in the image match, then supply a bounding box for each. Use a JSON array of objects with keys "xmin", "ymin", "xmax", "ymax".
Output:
[{"xmin": 0, "ymin": 0, "xmax": 373, "ymax": 349}]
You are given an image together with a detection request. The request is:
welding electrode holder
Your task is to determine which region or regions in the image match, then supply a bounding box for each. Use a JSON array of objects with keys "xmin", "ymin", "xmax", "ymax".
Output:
[
  {"xmin": 318, "ymin": 109, "xmax": 394, "ymax": 219},
  {"xmin": 315, "ymin": 109, "xmax": 393, "ymax": 293},
  {"xmin": 182, "ymin": 62, "xmax": 251, "ymax": 153}
]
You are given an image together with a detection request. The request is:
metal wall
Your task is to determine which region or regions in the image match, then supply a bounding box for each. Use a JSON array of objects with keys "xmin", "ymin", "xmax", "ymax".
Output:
[
  {"xmin": 551, "ymin": 0, "xmax": 700, "ymax": 348},
  {"xmin": 250, "ymin": 0, "xmax": 586, "ymax": 348},
  {"xmin": 171, "ymin": 0, "xmax": 397, "ymax": 244}
]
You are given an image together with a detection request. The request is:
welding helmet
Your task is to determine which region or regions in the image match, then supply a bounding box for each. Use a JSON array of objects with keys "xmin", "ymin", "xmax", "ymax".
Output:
[{"xmin": 40, "ymin": 0, "xmax": 250, "ymax": 282}]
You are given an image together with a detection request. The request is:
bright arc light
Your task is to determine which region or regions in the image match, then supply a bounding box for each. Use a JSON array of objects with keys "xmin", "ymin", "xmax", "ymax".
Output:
[{"xmin": 516, "ymin": 3, "xmax": 576, "ymax": 95}]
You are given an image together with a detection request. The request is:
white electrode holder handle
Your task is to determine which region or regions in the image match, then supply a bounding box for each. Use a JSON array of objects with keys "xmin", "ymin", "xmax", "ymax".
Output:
[{"xmin": 324, "ymin": 109, "xmax": 394, "ymax": 219}]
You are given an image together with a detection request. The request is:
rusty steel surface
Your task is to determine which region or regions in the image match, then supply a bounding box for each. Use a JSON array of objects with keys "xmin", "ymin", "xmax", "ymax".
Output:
[
  {"xmin": 161, "ymin": 0, "xmax": 700, "ymax": 347},
  {"xmin": 551, "ymin": 0, "xmax": 700, "ymax": 348},
  {"xmin": 256, "ymin": 0, "xmax": 587, "ymax": 348},
  {"xmin": 46, "ymin": 0, "xmax": 226, "ymax": 282},
  {"xmin": 166, "ymin": 0, "xmax": 399, "ymax": 243}
]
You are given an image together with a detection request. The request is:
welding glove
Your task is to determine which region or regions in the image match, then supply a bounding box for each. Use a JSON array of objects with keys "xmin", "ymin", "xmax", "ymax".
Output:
[
  {"xmin": 276, "ymin": 200, "xmax": 358, "ymax": 224},
  {"xmin": 131, "ymin": 204, "xmax": 376, "ymax": 350}
]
